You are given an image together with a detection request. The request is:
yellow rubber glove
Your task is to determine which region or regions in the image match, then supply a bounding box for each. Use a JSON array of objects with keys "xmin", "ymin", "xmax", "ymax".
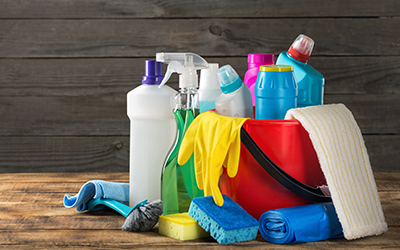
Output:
[{"xmin": 177, "ymin": 111, "xmax": 249, "ymax": 206}]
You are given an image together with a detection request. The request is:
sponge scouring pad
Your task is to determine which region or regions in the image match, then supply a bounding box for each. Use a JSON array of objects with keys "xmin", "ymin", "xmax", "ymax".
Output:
[
  {"xmin": 158, "ymin": 213, "xmax": 210, "ymax": 241},
  {"xmin": 188, "ymin": 195, "xmax": 259, "ymax": 244}
]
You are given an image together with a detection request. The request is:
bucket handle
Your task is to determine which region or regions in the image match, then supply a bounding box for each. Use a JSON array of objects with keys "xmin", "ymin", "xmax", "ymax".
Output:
[{"xmin": 240, "ymin": 127, "xmax": 331, "ymax": 202}]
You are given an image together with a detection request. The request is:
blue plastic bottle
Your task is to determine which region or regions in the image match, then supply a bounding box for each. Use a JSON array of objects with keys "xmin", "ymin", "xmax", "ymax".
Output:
[
  {"xmin": 255, "ymin": 65, "xmax": 297, "ymax": 120},
  {"xmin": 276, "ymin": 34, "xmax": 324, "ymax": 107}
]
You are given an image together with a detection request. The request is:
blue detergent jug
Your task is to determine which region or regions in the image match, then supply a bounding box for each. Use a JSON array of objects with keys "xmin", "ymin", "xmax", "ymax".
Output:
[
  {"xmin": 255, "ymin": 65, "xmax": 297, "ymax": 120},
  {"xmin": 276, "ymin": 34, "xmax": 324, "ymax": 107}
]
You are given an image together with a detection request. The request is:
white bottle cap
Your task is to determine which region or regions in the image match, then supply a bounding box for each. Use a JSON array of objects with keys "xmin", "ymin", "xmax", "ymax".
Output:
[
  {"xmin": 217, "ymin": 65, "xmax": 243, "ymax": 94},
  {"xmin": 199, "ymin": 63, "xmax": 220, "ymax": 89}
]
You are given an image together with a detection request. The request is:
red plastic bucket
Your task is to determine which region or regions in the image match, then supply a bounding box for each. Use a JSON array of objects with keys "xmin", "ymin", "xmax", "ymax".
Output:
[{"xmin": 219, "ymin": 119, "xmax": 327, "ymax": 220}]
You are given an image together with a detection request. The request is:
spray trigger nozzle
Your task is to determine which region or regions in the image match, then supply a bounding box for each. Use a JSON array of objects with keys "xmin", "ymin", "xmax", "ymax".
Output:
[{"xmin": 156, "ymin": 53, "xmax": 209, "ymax": 89}]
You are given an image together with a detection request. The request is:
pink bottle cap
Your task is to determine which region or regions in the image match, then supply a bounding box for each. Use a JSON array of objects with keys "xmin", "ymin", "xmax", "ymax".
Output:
[{"xmin": 247, "ymin": 54, "xmax": 275, "ymax": 69}]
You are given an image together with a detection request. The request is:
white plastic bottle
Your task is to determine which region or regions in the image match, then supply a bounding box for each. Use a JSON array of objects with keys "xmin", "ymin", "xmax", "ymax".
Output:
[
  {"xmin": 215, "ymin": 65, "xmax": 253, "ymax": 118},
  {"xmin": 127, "ymin": 60, "xmax": 177, "ymax": 207},
  {"xmin": 198, "ymin": 63, "xmax": 222, "ymax": 113}
]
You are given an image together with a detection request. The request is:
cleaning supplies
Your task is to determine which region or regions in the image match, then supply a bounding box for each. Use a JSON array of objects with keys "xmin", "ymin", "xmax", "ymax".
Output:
[
  {"xmin": 178, "ymin": 111, "xmax": 249, "ymax": 207},
  {"xmin": 244, "ymin": 54, "xmax": 275, "ymax": 106},
  {"xmin": 198, "ymin": 63, "xmax": 222, "ymax": 113},
  {"xmin": 215, "ymin": 65, "xmax": 253, "ymax": 118},
  {"xmin": 64, "ymin": 180, "xmax": 129, "ymax": 212},
  {"xmin": 255, "ymin": 65, "xmax": 298, "ymax": 119},
  {"xmin": 259, "ymin": 202, "xmax": 343, "ymax": 244},
  {"xmin": 127, "ymin": 60, "xmax": 177, "ymax": 207},
  {"xmin": 158, "ymin": 212, "xmax": 210, "ymax": 240},
  {"xmin": 188, "ymin": 195, "xmax": 259, "ymax": 244},
  {"xmin": 156, "ymin": 52, "xmax": 208, "ymax": 215},
  {"xmin": 276, "ymin": 34, "xmax": 324, "ymax": 107},
  {"xmin": 285, "ymin": 104, "xmax": 388, "ymax": 239},
  {"xmin": 88, "ymin": 198, "xmax": 163, "ymax": 232}
]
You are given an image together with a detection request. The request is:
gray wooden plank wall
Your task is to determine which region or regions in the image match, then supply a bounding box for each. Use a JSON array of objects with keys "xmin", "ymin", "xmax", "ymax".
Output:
[{"xmin": 0, "ymin": 0, "xmax": 399, "ymax": 173}]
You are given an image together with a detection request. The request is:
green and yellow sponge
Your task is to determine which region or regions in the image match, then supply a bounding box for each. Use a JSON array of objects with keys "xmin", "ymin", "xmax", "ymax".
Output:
[{"xmin": 158, "ymin": 212, "xmax": 210, "ymax": 241}]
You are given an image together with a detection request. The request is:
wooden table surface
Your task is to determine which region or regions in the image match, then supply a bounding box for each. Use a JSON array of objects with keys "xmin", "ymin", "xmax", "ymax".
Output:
[{"xmin": 0, "ymin": 172, "xmax": 399, "ymax": 249}]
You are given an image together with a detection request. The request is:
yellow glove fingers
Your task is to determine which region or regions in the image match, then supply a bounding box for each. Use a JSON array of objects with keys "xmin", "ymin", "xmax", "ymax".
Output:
[
  {"xmin": 198, "ymin": 117, "xmax": 216, "ymax": 196},
  {"xmin": 206, "ymin": 138, "xmax": 232, "ymax": 206},
  {"xmin": 177, "ymin": 117, "xmax": 200, "ymax": 166},
  {"xmin": 225, "ymin": 134, "xmax": 242, "ymax": 178},
  {"xmin": 225, "ymin": 119, "xmax": 249, "ymax": 177},
  {"xmin": 210, "ymin": 159, "xmax": 224, "ymax": 206},
  {"xmin": 194, "ymin": 138, "xmax": 206, "ymax": 191},
  {"xmin": 204, "ymin": 145, "xmax": 216, "ymax": 197}
]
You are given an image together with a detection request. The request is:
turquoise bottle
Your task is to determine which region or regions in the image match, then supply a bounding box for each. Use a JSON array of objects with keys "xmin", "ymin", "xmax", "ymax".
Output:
[{"xmin": 276, "ymin": 34, "xmax": 324, "ymax": 107}]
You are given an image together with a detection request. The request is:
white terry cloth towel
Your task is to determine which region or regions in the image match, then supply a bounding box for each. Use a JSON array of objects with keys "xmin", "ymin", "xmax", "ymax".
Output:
[{"xmin": 285, "ymin": 103, "xmax": 388, "ymax": 240}]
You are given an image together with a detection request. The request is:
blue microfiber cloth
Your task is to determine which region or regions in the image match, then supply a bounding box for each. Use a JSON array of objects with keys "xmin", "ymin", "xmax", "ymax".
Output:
[
  {"xmin": 188, "ymin": 195, "xmax": 259, "ymax": 244},
  {"xmin": 259, "ymin": 202, "xmax": 343, "ymax": 244},
  {"xmin": 63, "ymin": 180, "xmax": 129, "ymax": 212}
]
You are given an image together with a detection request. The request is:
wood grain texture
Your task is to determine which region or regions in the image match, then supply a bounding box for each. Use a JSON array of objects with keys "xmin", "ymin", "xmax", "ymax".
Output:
[
  {"xmin": 0, "ymin": 137, "xmax": 129, "ymax": 173},
  {"xmin": 0, "ymin": 172, "xmax": 128, "ymax": 183},
  {"xmin": 0, "ymin": 0, "xmax": 398, "ymax": 175},
  {"xmin": 0, "ymin": 172, "xmax": 398, "ymax": 249},
  {"xmin": 1, "ymin": 0, "xmax": 400, "ymax": 19},
  {"xmin": 0, "ymin": 94, "xmax": 398, "ymax": 137},
  {"xmin": 1, "ymin": 56, "xmax": 399, "ymax": 96},
  {"xmin": 0, "ymin": 135, "xmax": 398, "ymax": 173},
  {"xmin": 0, "ymin": 18, "xmax": 399, "ymax": 58}
]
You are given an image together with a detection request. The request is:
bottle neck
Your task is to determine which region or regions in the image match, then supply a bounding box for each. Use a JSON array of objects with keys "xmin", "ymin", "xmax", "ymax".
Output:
[
  {"xmin": 287, "ymin": 46, "xmax": 310, "ymax": 63},
  {"xmin": 248, "ymin": 63, "xmax": 263, "ymax": 70},
  {"xmin": 175, "ymin": 88, "xmax": 199, "ymax": 110}
]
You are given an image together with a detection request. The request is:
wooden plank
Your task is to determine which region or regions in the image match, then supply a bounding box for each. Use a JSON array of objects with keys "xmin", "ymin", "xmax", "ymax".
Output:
[
  {"xmin": 0, "ymin": 135, "xmax": 398, "ymax": 173},
  {"xmin": 0, "ymin": 18, "xmax": 399, "ymax": 58},
  {"xmin": 315, "ymin": 56, "xmax": 400, "ymax": 95},
  {"xmin": 365, "ymin": 135, "xmax": 400, "ymax": 173},
  {"xmin": 324, "ymin": 95, "xmax": 400, "ymax": 134},
  {"xmin": 0, "ymin": 172, "xmax": 396, "ymax": 188},
  {"xmin": 0, "ymin": 198, "xmax": 397, "ymax": 229},
  {"xmin": 0, "ymin": 95, "xmax": 129, "ymax": 136},
  {"xmin": 0, "ymin": 227, "xmax": 398, "ymax": 249},
  {"xmin": 0, "ymin": 172, "xmax": 398, "ymax": 248},
  {"xmin": 0, "ymin": 192, "xmax": 64, "ymax": 205},
  {"xmin": 0, "ymin": 94, "xmax": 398, "ymax": 137},
  {"xmin": 0, "ymin": 194, "xmax": 397, "ymax": 228},
  {"xmin": 0, "ymin": 0, "xmax": 399, "ymax": 19},
  {"xmin": 0, "ymin": 182, "xmax": 122, "ymax": 193},
  {"xmin": 0, "ymin": 212, "xmax": 127, "ymax": 230},
  {"xmin": 0, "ymin": 137, "xmax": 129, "ymax": 172},
  {"xmin": 1, "ymin": 56, "xmax": 399, "ymax": 96},
  {"xmin": 0, "ymin": 173, "xmax": 128, "ymax": 183}
]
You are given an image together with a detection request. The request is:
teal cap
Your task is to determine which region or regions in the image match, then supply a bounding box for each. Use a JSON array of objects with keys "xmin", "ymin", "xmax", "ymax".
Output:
[{"xmin": 217, "ymin": 65, "xmax": 243, "ymax": 94}]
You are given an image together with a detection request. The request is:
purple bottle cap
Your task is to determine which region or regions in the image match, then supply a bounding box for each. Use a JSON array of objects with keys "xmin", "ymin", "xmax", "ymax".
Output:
[
  {"xmin": 247, "ymin": 54, "xmax": 275, "ymax": 69},
  {"xmin": 142, "ymin": 60, "xmax": 164, "ymax": 85}
]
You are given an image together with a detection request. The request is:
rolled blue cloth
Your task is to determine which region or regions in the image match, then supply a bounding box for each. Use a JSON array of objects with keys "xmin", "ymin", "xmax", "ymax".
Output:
[
  {"xmin": 259, "ymin": 202, "xmax": 343, "ymax": 244},
  {"xmin": 64, "ymin": 180, "xmax": 129, "ymax": 212}
]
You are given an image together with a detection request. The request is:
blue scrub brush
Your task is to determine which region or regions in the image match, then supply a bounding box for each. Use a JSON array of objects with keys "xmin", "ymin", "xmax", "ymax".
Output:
[
  {"xmin": 188, "ymin": 195, "xmax": 259, "ymax": 244},
  {"xmin": 88, "ymin": 198, "xmax": 163, "ymax": 232}
]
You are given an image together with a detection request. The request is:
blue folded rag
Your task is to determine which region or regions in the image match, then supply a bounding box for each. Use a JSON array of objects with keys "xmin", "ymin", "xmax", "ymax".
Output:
[
  {"xmin": 63, "ymin": 180, "xmax": 129, "ymax": 212},
  {"xmin": 259, "ymin": 202, "xmax": 343, "ymax": 244}
]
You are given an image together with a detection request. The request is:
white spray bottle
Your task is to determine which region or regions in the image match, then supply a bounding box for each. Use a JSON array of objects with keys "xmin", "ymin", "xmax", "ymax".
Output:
[
  {"xmin": 199, "ymin": 63, "xmax": 222, "ymax": 113},
  {"xmin": 127, "ymin": 60, "xmax": 177, "ymax": 207},
  {"xmin": 156, "ymin": 52, "xmax": 208, "ymax": 215}
]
